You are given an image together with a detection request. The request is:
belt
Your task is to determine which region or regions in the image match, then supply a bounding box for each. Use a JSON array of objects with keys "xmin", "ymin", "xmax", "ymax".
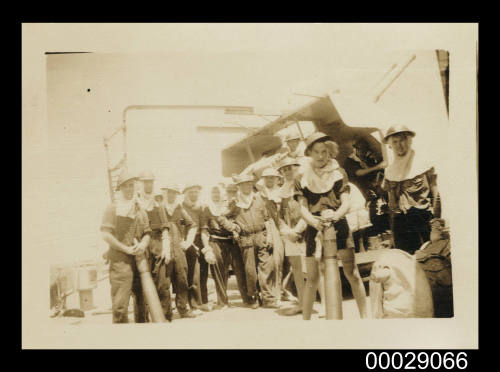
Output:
[
  {"xmin": 210, "ymin": 234, "xmax": 232, "ymax": 240},
  {"xmin": 240, "ymin": 224, "xmax": 266, "ymax": 236}
]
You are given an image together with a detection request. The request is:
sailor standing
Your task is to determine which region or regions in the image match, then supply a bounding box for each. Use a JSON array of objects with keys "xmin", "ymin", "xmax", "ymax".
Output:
[
  {"xmin": 100, "ymin": 171, "xmax": 151, "ymax": 323},
  {"xmin": 137, "ymin": 170, "xmax": 174, "ymax": 321},
  {"xmin": 257, "ymin": 168, "xmax": 287, "ymax": 302},
  {"xmin": 222, "ymin": 174, "xmax": 279, "ymax": 309},
  {"xmin": 202, "ymin": 185, "xmax": 234, "ymax": 308},
  {"xmin": 217, "ymin": 183, "xmax": 253, "ymax": 305},
  {"xmin": 296, "ymin": 132, "xmax": 368, "ymax": 319},
  {"xmin": 381, "ymin": 125, "xmax": 441, "ymax": 255},
  {"xmin": 277, "ymin": 157, "xmax": 308, "ymax": 315},
  {"xmin": 162, "ymin": 183, "xmax": 198, "ymax": 318},
  {"xmin": 182, "ymin": 183, "xmax": 215, "ymax": 312}
]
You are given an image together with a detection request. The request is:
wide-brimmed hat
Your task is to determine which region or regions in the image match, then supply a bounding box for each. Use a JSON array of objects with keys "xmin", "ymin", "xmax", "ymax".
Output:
[
  {"xmin": 260, "ymin": 168, "xmax": 282, "ymax": 178},
  {"xmin": 235, "ymin": 174, "xmax": 256, "ymax": 185},
  {"xmin": 161, "ymin": 183, "xmax": 181, "ymax": 194},
  {"xmin": 277, "ymin": 157, "xmax": 300, "ymax": 172},
  {"xmin": 304, "ymin": 132, "xmax": 332, "ymax": 155},
  {"xmin": 138, "ymin": 170, "xmax": 155, "ymax": 181},
  {"xmin": 382, "ymin": 125, "xmax": 416, "ymax": 144},
  {"xmin": 116, "ymin": 171, "xmax": 138, "ymax": 191},
  {"xmin": 182, "ymin": 184, "xmax": 202, "ymax": 194}
]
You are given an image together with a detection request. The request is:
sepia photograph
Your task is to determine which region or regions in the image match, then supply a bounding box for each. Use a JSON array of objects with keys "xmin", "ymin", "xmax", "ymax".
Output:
[{"xmin": 22, "ymin": 23, "xmax": 478, "ymax": 349}]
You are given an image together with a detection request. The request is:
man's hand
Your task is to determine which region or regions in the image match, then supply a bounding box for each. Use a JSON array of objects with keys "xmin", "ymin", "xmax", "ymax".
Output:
[
  {"xmin": 286, "ymin": 230, "xmax": 300, "ymax": 242},
  {"xmin": 201, "ymin": 246, "xmax": 216, "ymax": 264},
  {"xmin": 161, "ymin": 236, "xmax": 172, "ymax": 265},
  {"xmin": 281, "ymin": 225, "xmax": 299, "ymax": 242},
  {"xmin": 377, "ymin": 160, "xmax": 388, "ymax": 169},
  {"xmin": 180, "ymin": 240, "xmax": 191, "ymax": 251},
  {"xmin": 161, "ymin": 247, "xmax": 171, "ymax": 264},
  {"xmin": 132, "ymin": 238, "xmax": 148, "ymax": 256},
  {"xmin": 123, "ymin": 242, "xmax": 139, "ymax": 256},
  {"xmin": 265, "ymin": 231, "xmax": 273, "ymax": 247},
  {"xmin": 311, "ymin": 217, "xmax": 324, "ymax": 231},
  {"xmin": 232, "ymin": 231, "xmax": 240, "ymax": 240}
]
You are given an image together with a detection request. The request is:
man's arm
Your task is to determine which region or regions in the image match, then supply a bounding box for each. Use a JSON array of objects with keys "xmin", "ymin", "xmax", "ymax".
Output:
[
  {"xmin": 333, "ymin": 192, "xmax": 351, "ymax": 220},
  {"xmin": 101, "ymin": 229, "xmax": 136, "ymax": 255},
  {"xmin": 298, "ymin": 196, "xmax": 321, "ymax": 230},
  {"xmin": 427, "ymin": 168, "xmax": 441, "ymax": 218},
  {"xmin": 354, "ymin": 163, "xmax": 386, "ymax": 177}
]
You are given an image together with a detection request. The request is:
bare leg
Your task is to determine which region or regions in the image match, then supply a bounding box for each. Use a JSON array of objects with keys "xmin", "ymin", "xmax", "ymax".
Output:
[
  {"xmin": 281, "ymin": 256, "xmax": 304, "ymax": 316},
  {"xmin": 302, "ymin": 257, "xmax": 319, "ymax": 320},
  {"xmin": 342, "ymin": 251, "xmax": 368, "ymax": 318}
]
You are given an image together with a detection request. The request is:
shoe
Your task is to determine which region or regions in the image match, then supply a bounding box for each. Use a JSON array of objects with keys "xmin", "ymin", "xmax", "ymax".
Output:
[
  {"xmin": 281, "ymin": 291, "xmax": 292, "ymax": 302},
  {"xmin": 250, "ymin": 302, "xmax": 259, "ymax": 309},
  {"xmin": 165, "ymin": 311, "xmax": 173, "ymax": 322},
  {"xmin": 191, "ymin": 308, "xmax": 203, "ymax": 316},
  {"xmin": 281, "ymin": 305, "xmax": 302, "ymax": 316},
  {"xmin": 263, "ymin": 302, "xmax": 280, "ymax": 309},
  {"xmin": 213, "ymin": 303, "xmax": 229, "ymax": 310},
  {"xmin": 199, "ymin": 304, "xmax": 213, "ymax": 312},
  {"xmin": 180, "ymin": 311, "xmax": 197, "ymax": 319}
]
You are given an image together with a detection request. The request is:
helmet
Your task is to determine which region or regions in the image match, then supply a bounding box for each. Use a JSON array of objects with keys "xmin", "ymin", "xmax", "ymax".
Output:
[
  {"xmin": 234, "ymin": 174, "xmax": 256, "ymax": 185},
  {"xmin": 304, "ymin": 132, "xmax": 331, "ymax": 155},
  {"xmin": 182, "ymin": 184, "xmax": 202, "ymax": 194},
  {"xmin": 382, "ymin": 125, "xmax": 416, "ymax": 144},
  {"xmin": 115, "ymin": 171, "xmax": 138, "ymax": 191},
  {"xmin": 277, "ymin": 157, "xmax": 300, "ymax": 172},
  {"xmin": 260, "ymin": 168, "xmax": 281, "ymax": 178},
  {"xmin": 138, "ymin": 170, "xmax": 155, "ymax": 181},
  {"xmin": 161, "ymin": 183, "xmax": 181, "ymax": 194}
]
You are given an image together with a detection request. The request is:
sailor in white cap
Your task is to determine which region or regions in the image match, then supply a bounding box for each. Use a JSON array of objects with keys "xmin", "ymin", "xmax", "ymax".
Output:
[
  {"xmin": 258, "ymin": 167, "xmax": 288, "ymax": 303},
  {"xmin": 137, "ymin": 170, "xmax": 175, "ymax": 321},
  {"xmin": 220, "ymin": 174, "xmax": 279, "ymax": 309},
  {"xmin": 182, "ymin": 183, "xmax": 214, "ymax": 312},
  {"xmin": 100, "ymin": 171, "xmax": 152, "ymax": 323},
  {"xmin": 297, "ymin": 132, "xmax": 368, "ymax": 319},
  {"xmin": 381, "ymin": 125, "xmax": 441, "ymax": 255},
  {"xmin": 276, "ymin": 157, "xmax": 308, "ymax": 315},
  {"xmin": 157, "ymin": 183, "xmax": 198, "ymax": 318}
]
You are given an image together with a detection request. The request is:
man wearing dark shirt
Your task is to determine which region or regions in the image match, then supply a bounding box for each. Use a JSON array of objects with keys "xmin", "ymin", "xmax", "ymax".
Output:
[
  {"xmin": 342, "ymin": 138, "xmax": 385, "ymax": 200},
  {"xmin": 100, "ymin": 172, "xmax": 151, "ymax": 323},
  {"xmin": 138, "ymin": 170, "xmax": 173, "ymax": 321},
  {"xmin": 162, "ymin": 184, "xmax": 197, "ymax": 318}
]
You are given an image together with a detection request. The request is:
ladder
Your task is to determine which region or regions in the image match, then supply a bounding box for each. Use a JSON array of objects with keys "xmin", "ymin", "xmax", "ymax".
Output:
[{"xmin": 103, "ymin": 124, "xmax": 127, "ymax": 203}]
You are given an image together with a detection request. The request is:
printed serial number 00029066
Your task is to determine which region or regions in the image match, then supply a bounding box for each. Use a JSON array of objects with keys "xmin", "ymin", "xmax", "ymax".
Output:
[{"xmin": 365, "ymin": 352, "xmax": 468, "ymax": 370}]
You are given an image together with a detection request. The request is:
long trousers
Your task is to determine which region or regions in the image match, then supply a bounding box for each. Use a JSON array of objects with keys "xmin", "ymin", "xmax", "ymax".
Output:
[
  {"xmin": 198, "ymin": 239, "xmax": 228, "ymax": 305},
  {"xmin": 239, "ymin": 230, "xmax": 277, "ymax": 305},
  {"xmin": 185, "ymin": 244, "xmax": 202, "ymax": 310},
  {"xmin": 391, "ymin": 208, "xmax": 433, "ymax": 255},
  {"xmin": 109, "ymin": 257, "xmax": 147, "ymax": 323},
  {"xmin": 150, "ymin": 251, "xmax": 173, "ymax": 321},
  {"xmin": 225, "ymin": 238, "xmax": 253, "ymax": 304},
  {"xmin": 170, "ymin": 243, "xmax": 190, "ymax": 315}
]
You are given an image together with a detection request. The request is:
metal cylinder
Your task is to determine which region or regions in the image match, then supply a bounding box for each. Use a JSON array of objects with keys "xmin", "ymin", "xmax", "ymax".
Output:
[
  {"xmin": 322, "ymin": 225, "xmax": 343, "ymax": 320},
  {"xmin": 135, "ymin": 253, "xmax": 167, "ymax": 323},
  {"xmin": 302, "ymin": 257, "xmax": 319, "ymax": 320}
]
